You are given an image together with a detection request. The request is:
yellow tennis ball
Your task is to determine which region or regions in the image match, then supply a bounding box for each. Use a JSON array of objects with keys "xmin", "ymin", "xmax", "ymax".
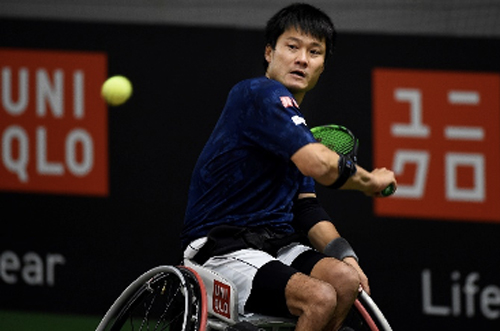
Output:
[{"xmin": 101, "ymin": 75, "xmax": 133, "ymax": 106}]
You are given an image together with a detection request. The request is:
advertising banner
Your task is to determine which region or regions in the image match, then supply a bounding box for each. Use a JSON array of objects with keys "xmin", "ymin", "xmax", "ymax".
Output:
[
  {"xmin": 373, "ymin": 68, "xmax": 500, "ymax": 222},
  {"xmin": 0, "ymin": 48, "xmax": 108, "ymax": 196}
]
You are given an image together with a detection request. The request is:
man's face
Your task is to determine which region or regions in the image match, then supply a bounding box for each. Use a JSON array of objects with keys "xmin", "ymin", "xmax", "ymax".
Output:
[{"xmin": 265, "ymin": 28, "xmax": 326, "ymax": 103}]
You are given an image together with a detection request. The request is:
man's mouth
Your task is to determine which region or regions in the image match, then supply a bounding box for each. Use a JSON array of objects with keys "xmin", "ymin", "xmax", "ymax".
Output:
[{"xmin": 290, "ymin": 70, "xmax": 306, "ymax": 78}]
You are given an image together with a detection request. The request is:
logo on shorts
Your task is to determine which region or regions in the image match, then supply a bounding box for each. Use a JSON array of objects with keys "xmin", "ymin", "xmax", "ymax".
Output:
[{"xmin": 213, "ymin": 280, "xmax": 231, "ymax": 319}]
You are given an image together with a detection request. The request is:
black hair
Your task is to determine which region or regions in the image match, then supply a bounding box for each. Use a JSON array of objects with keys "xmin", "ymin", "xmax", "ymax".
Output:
[{"xmin": 264, "ymin": 3, "xmax": 336, "ymax": 68}]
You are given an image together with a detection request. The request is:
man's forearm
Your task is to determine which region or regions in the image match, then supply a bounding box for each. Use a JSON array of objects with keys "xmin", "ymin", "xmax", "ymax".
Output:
[
  {"xmin": 307, "ymin": 220, "xmax": 341, "ymax": 252},
  {"xmin": 338, "ymin": 164, "xmax": 373, "ymax": 191}
]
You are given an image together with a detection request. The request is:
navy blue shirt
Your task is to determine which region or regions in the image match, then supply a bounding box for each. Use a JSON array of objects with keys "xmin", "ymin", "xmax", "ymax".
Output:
[{"xmin": 182, "ymin": 77, "xmax": 317, "ymax": 246}]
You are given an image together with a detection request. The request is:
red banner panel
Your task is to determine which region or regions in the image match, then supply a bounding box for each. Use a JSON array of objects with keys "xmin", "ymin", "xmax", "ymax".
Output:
[
  {"xmin": 373, "ymin": 68, "xmax": 500, "ymax": 222},
  {"xmin": 0, "ymin": 48, "xmax": 108, "ymax": 196}
]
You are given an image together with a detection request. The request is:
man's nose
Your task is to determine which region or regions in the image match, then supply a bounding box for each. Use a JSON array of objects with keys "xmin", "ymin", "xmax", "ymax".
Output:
[{"xmin": 295, "ymin": 49, "xmax": 308, "ymax": 66}]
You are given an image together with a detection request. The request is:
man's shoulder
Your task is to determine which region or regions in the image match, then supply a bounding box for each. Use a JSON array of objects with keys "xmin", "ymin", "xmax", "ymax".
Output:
[{"xmin": 233, "ymin": 77, "xmax": 290, "ymax": 99}]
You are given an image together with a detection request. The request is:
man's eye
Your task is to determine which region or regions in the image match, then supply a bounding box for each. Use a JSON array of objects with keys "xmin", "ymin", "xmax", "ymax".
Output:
[{"xmin": 288, "ymin": 44, "xmax": 298, "ymax": 50}]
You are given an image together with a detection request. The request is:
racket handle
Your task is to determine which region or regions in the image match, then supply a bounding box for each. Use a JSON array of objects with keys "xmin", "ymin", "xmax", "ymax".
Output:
[{"xmin": 381, "ymin": 183, "xmax": 396, "ymax": 197}]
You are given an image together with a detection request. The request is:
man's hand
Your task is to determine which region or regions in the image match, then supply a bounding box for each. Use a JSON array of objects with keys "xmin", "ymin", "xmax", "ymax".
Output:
[
  {"xmin": 343, "ymin": 257, "xmax": 370, "ymax": 295},
  {"xmin": 367, "ymin": 167, "xmax": 397, "ymax": 197},
  {"xmin": 342, "ymin": 166, "xmax": 397, "ymax": 197}
]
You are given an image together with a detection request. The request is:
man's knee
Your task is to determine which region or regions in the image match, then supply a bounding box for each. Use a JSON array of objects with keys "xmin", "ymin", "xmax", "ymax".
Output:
[
  {"xmin": 307, "ymin": 281, "xmax": 338, "ymax": 314},
  {"xmin": 337, "ymin": 261, "xmax": 361, "ymax": 292},
  {"xmin": 285, "ymin": 273, "xmax": 337, "ymax": 318},
  {"xmin": 312, "ymin": 258, "xmax": 360, "ymax": 296}
]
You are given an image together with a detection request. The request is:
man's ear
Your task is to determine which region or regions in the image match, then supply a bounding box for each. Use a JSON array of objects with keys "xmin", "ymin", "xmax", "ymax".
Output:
[{"xmin": 264, "ymin": 44, "xmax": 273, "ymax": 64}]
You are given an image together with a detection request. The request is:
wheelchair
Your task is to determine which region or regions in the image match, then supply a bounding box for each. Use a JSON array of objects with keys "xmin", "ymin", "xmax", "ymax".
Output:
[{"xmin": 95, "ymin": 259, "xmax": 393, "ymax": 331}]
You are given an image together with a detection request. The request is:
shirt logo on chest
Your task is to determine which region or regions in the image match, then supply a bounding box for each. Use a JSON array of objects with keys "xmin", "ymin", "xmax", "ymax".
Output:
[
  {"xmin": 291, "ymin": 115, "xmax": 306, "ymax": 126},
  {"xmin": 280, "ymin": 96, "xmax": 299, "ymax": 108}
]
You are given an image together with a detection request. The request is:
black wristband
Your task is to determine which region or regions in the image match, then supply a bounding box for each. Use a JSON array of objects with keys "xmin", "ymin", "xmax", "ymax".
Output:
[
  {"xmin": 292, "ymin": 197, "xmax": 331, "ymax": 233},
  {"xmin": 323, "ymin": 237, "xmax": 358, "ymax": 262},
  {"xmin": 328, "ymin": 154, "xmax": 357, "ymax": 189}
]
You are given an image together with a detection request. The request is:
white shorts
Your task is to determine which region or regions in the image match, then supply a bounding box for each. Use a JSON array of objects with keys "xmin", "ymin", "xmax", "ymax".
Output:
[{"xmin": 184, "ymin": 237, "xmax": 314, "ymax": 314}]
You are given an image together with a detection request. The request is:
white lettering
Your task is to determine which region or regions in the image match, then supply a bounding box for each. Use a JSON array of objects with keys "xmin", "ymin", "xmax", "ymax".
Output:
[
  {"xmin": 448, "ymin": 91, "xmax": 480, "ymax": 105},
  {"xmin": 66, "ymin": 129, "xmax": 93, "ymax": 176},
  {"xmin": 392, "ymin": 150, "xmax": 430, "ymax": 198},
  {"xmin": 422, "ymin": 269, "xmax": 500, "ymax": 320},
  {"xmin": 464, "ymin": 272, "xmax": 480, "ymax": 317},
  {"xmin": 214, "ymin": 283, "xmax": 228, "ymax": 299},
  {"xmin": 2, "ymin": 125, "xmax": 29, "ymax": 182},
  {"xmin": 444, "ymin": 126, "xmax": 484, "ymax": 141},
  {"xmin": 2, "ymin": 67, "xmax": 29, "ymax": 115},
  {"xmin": 36, "ymin": 69, "xmax": 64, "ymax": 118},
  {"xmin": 46, "ymin": 253, "xmax": 66, "ymax": 287},
  {"xmin": 451, "ymin": 271, "xmax": 461, "ymax": 316},
  {"xmin": 446, "ymin": 153, "xmax": 485, "ymax": 202},
  {"xmin": 73, "ymin": 71, "xmax": 84, "ymax": 119},
  {"xmin": 422, "ymin": 269, "xmax": 450, "ymax": 315},
  {"xmin": 22, "ymin": 252, "xmax": 44, "ymax": 286},
  {"xmin": 0, "ymin": 251, "xmax": 65, "ymax": 286},
  {"xmin": 392, "ymin": 88, "xmax": 430, "ymax": 138},
  {"xmin": 481, "ymin": 286, "xmax": 500, "ymax": 319},
  {"xmin": 2, "ymin": 67, "xmax": 85, "ymax": 119},
  {"xmin": 1, "ymin": 126, "xmax": 96, "ymax": 181},
  {"xmin": 37, "ymin": 126, "xmax": 64, "ymax": 176},
  {"xmin": 214, "ymin": 298, "xmax": 229, "ymax": 314},
  {"xmin": 0, "ymin": 251, "xmax": 20, "ymax": 284}
]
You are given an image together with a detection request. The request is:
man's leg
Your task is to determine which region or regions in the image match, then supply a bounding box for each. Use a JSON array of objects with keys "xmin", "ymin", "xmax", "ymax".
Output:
[
  {"xmin": 284, "ymin": 272, "xmax": 338, "ymax": 331},
  {"xmin": 309, "ymin": 258, "xmax": 360, "ymax": 330},
  {"xmin": 281, "ymin": 245, "xmax": 361, "ymax": 330},
  {"xmin": 203, "ymin": 246, "xmax": 358, "ymax": 331},
  {"xmin": 247, "ymin": 245, "xmax": 359, "ymax": 331}
]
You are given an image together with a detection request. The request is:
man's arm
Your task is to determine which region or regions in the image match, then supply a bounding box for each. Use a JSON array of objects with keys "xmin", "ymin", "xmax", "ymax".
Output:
[
  {"xmin": 291, "ymin": 142, "xmax": 396, "ymax": 195},
  {"xmin": 291, "ymin": 141, "xmax": 393, "ymax": 293},
  {"xmin": 307, "ymin": 219, "xmax": 340, "ymax": 252}
]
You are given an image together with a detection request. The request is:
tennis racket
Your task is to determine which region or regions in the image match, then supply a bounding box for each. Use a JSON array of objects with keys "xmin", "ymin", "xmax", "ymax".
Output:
[{"xmin": 310, "ymin": 124, "xmax": 395, "ymax": 197}]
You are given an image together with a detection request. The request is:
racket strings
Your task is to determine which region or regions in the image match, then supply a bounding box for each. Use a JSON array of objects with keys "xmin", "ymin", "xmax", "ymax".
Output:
[{"xmin": 313, "ymin": 129, "xmax": 355, "ymax": 155}]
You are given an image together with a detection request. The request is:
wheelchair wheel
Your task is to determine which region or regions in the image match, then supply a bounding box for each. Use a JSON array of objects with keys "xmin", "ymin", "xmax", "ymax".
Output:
[
  {"xmin": 96, "ymin": 266, "xmax": 207, "ymax": 331},
  {"xmin": 178, "ymin": 266, "xmax": 208, "ymax": 331},
  {"xmin": 343, "ymin": 290, "xmax": 393, "ymax": 331}
]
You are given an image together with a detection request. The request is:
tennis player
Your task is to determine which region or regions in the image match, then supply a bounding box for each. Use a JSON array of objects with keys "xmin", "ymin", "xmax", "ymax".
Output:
[{"xmin": 182, "ymin": 3, "xmax": 397, "ymax": 331}]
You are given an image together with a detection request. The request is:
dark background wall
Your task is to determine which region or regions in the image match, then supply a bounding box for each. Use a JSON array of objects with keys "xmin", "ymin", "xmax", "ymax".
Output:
[{"xmin": 1, "ymin": 11, "xmax": 499, "ymax": 331}]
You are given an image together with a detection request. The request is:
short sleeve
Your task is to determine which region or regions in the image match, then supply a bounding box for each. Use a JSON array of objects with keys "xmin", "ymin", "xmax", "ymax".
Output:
[
  {"xmin": 242, "ymin": 79, "xmax": 317, "ymax": 160},
  {"xmin": 299, "ymin": 175, "xmax": 316, "ymax": 194}
]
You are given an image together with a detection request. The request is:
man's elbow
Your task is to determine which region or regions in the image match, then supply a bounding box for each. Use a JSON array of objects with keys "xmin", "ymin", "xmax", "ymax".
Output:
[
  {"xmin": 299, "ymin": 162, "xmax": 337, "ymax": 185},
  {"xmin": 291, "ymin": 143, "xmax": 339, "ymax": 184}
]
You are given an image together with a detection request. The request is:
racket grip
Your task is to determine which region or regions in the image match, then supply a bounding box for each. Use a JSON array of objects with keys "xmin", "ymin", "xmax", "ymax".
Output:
[{"xmin": 381, "ymin": 183, "xmax": 396, "ymax": 197}]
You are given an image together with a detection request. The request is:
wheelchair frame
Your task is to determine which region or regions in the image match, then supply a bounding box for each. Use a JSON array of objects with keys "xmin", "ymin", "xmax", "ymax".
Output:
[{"xmin": 96, "ymin": 261, "xmax": 392, "ymax": 331}]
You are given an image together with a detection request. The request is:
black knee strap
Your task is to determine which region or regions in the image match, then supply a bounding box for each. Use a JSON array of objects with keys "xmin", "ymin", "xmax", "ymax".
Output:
[{"xmin": 245, "ymin": 261, "xmax": 298, "ymax": 317}]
